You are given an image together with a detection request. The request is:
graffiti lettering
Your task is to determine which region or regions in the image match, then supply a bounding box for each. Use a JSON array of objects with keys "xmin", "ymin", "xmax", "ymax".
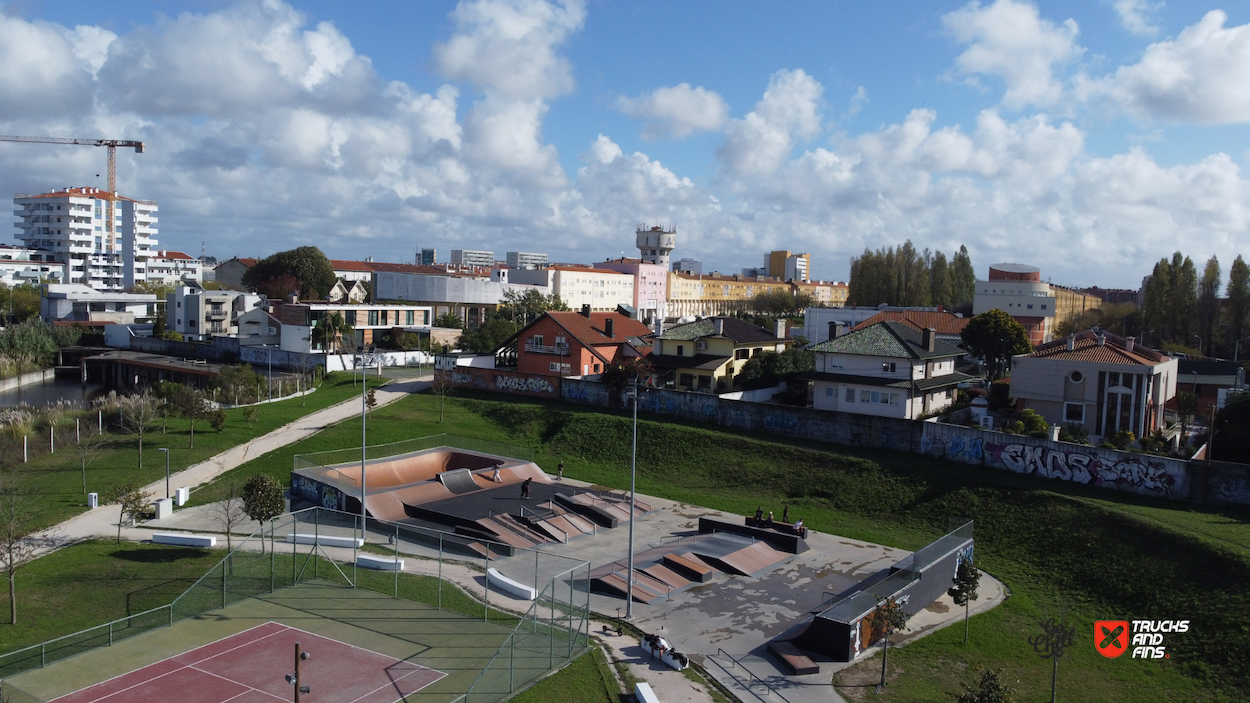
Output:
[
  {"xmin": 993, "ymin": 442, "xmax": 1178, "ymax": 495},
  {"xmin": 565, "ymin": 386, "xmax": 589, "ymax": 402},
  {"xmin": 764, "ymin": 413, "xmax": 798, "ymax": 432},
  {"xmin": 702, "ymin": 404, "xmax": 718, "ymax": 416},
  {"xmin": 495, "ymin": 375, "xmax": 554, "ymax": 394}
]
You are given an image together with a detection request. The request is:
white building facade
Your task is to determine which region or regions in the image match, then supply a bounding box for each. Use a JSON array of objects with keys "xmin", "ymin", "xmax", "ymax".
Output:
[
  {"xmin": 450, "ymin": 249, "xmax": 495, "ymax": 267},
  {"xmin": 146, "ymin": 250, "xmax": 203, "ymax": 286},
  {"xmin": 0, "ymin": 245, "xmax": 64, "ymax": 286},
  {"xmin": 167, "ymin": 286, "xmax": 265, "ymax": 341},
  {"xmin": 14, "ymin": 187, "xmax": 157, "ymax": 291},
  {"xmin": 506, "ymin": 251, "xmax": 548, "ymax": 270}
]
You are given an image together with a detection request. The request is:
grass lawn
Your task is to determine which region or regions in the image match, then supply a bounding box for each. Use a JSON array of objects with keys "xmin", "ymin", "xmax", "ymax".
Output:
[
  {"xmin": 212, "ymin": 390, "xmax": 1250, "ymax": 702},
  {"xmin": 510, "ymin": 646, "xmax": 620, "ymax": 703},
  {"xmin": 4, "ymin": 373, "xmax": 384, "ymax": 530}
]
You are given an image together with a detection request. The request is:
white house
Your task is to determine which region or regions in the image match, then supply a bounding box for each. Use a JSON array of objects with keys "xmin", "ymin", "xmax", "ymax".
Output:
[
  {"xmin": 0, "ymin": 244, "xmax": 64, "ymax": 286},
  {"xmin": 801, "ymin": 321, "xmax": 973, "ymax": 419}
]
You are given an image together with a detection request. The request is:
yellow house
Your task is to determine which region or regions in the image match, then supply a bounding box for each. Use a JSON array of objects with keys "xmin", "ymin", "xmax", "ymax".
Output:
[
  {"xmin": 665, "ymin": 271, "xmax": 792, "ymax": 317},
  {"xmin": 792, "ymin": 280, "xmax": 848, "ymax": 307},
  {"xmin": 649, "ymin": 316, "xmax": 791, "ymax": 392}
]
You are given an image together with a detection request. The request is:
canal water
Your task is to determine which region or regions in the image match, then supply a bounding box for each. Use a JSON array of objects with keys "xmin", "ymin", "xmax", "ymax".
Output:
[{"xmin": 0, "ymin": 378, "xmax": 106, "ymax": 408}]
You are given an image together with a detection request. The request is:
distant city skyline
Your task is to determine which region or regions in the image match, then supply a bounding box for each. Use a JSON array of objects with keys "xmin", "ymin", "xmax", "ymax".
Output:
[{"xmin": 2, "ymin": 1, "xmax": 1249, "ymax": 289}]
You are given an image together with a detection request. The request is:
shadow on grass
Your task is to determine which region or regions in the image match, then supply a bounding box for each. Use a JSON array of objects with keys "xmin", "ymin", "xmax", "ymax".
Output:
[{"xmin": 109, "ymin": 547, "xmax": 209, "ymax": 563}]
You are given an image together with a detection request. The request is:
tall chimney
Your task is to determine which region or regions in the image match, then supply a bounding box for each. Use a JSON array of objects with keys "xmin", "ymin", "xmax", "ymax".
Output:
[
  {"xmin": 775, "ymin": 319, "xmax": 787, "ymax": 339},
  {"xmin": 605, "ymin": 318, "xmax": 614, "ymax": 338},
  {"xmin": 1098, "ymin": 334, "xmax": 1106, "ymax": 347},
  {"xmin": 828, "ymin": 321, "xmax": 838, "ymax": 341},
  {"xmin": 1126, "ymin": 336, "xmax": 1135, "ymax": 353},
  {"xmin": 1066, "ymin": 336, "xmax": 1075, "ymax": 351},
  {"xmin": 923, "ymin": 327, "xmax": 936, "ymax": 352},
  {"xmin": 580, "ymin": 304, "xmax": 591, "ymax": 318},
  {"xmin": 713, "ymin": 318, "xmax": 724, "ymax": 336}
]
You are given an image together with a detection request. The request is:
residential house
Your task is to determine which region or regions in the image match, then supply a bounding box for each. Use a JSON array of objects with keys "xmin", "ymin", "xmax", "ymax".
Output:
[
  {"xmin": 372, "ymin": 267, "xmax": 544, "ymax": 329},
  {"xmin": 0, "ymin": 244, "xmax": 64, "ymax": 286},
  {"xmin": 665, "ymin": 272, "xmax": 791, "ymax": 318},
  {"xmin": 41, "ymin": 283, "xmax": 158, "ymax": 324},
  {"xmin": 275, "ymin": 300, "xmax": 433, "ymax": 353},
  {"xmin": 595, "ymin": 257, "xmax": 668, "ymax": 323},
  {"xmin": 792, "ymin": 280, "xmax": 848, "ymax": 308},
  {"xmin": 802, "ymin": 321, "xmax": 973, "ymax": 419},
  {"xmin": 493, "ymin": 307, "xmax": 652, "ymax": 378},
  {"xmin": 1010, "ymin": 330, "xmax": 1178, "ymax": 440},
  {"xmin": 649, "ymin": 317, "xmax": 791, "ymax": 393},
  {"xmin": 213, "ymin": 257, "xmax": 257, "ymax": 290},
  {"xmin": 327, "ymin": 279, "xmax": 369, "ymax": 304},
  {"xmin": 852, "ymin": 310, "xmax": 970, "ymax": 347},
  {"xmin": 167, "ymin": 286, "xmax": 266, "ymax": 341},
  {"xmin": 146, "ymin": 250, "xmax": 203, "ymax": 285},
  {"xmin": 510, "ymin": 266, "xmax": 635, "ymax": 313},
  {"xmin": 235, "ymin": 306, "xmax": 281, "ymax": 347}
]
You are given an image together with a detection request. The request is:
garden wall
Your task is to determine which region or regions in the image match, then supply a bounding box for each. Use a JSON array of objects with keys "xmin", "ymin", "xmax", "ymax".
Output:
[{"xmin": 451, "ymin": 366, "xmax": 561, "ymax": 399}]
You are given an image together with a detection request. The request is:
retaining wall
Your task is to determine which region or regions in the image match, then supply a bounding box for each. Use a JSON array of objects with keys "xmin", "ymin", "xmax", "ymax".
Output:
[{"xmin": 0, "ymin": 369, "xmax": 56, "ymax": 393}]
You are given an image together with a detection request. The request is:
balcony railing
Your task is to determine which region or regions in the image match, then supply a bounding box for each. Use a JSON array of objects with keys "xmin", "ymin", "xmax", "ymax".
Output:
[{"xmin": 523, "ymin": 341, "xmax": 571, "ymax": 355}]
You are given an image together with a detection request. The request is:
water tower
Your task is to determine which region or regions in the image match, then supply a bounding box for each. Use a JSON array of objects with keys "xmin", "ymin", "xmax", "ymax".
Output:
[{"xmin": 636, "ymin": 224, "xmax": 676, "ymax": 269}]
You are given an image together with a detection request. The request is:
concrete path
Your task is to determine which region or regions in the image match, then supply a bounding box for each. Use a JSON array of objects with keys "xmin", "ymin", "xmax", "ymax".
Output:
[{"xmin": 32, "ymin": 376, "xmax": 429, "ymax": 552}]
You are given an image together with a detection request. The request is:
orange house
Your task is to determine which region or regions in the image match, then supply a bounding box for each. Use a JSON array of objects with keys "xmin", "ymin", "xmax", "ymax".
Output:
[{"xmin": 495, "ymin": 307, "xmax": 652, "ymax": 377}]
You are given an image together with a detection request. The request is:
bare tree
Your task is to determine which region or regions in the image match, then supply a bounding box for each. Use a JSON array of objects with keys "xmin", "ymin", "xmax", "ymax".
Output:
[
  {"xmin": 430, "ymin": 370, "xmax": 455, "ymax": 423},
  {"xmin": 105, "ymin": 481, "xmax": 149, "ymax": 543},
  {"xmin": 871, "ymin": 594, "xmax": 910, "ymax": 693},
  {"xmin": 207, "ymin": 482, "xmax": 248, "ymax": 554},
  {"xmin": 0, "ymin": 474, "xmax": 49, "ymax": 624},
  {"xmin": 68, "ymin": 431, "xmax": 111, "ymax": 493},
  {"xmin": 117, "ymin": 392, "xmax": 161, "ymax": 468}
]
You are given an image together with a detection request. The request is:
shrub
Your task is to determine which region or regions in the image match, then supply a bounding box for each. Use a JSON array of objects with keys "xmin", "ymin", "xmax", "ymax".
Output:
[{"xmin": 209, "ymin": 408, "xmax": 227, "ymax": 432}]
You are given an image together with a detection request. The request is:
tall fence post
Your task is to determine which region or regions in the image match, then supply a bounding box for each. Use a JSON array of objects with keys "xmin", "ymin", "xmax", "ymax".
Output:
[
  {"xmin": 437, "ymin": 533, "xmax": 443, "ymax": 611},
  {"xmin": 222, "ymin": 561, "xmax": 227, "ymax": 608},
  {"xmin": 393, "ymin": 522, "xmax": 399, "ymax": 599},
  {"xmin": 292, "ymin": 515, "xmax": 297, "ymax": 586},
  {"xmin": 314, "ymin": 509, "xmax": 320, "ymax": 580},
  {"xmin": 270, "ymin": 519, "xmax": 276, "ymax": 593},
  {"xmin": 352, "ymin": 513, "xmax": 359, "ymax": 589}
]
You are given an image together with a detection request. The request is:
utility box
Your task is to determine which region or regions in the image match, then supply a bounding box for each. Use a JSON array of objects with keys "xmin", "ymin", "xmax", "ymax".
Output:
[
  {"xmin": 175, "ymin": 486, "xmax": 190, "ymax": 507},
  {"xmin": 87, "ymin": 492, "xmax": 99, "ymax": 509},
  {"xmin": 154, "ymin": 498, "xmax": 173, "ymax": 520}
]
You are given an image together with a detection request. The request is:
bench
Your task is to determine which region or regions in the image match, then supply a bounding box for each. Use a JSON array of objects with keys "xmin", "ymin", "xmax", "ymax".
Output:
[
  {"xmin": 486, "ymin": 568, "xmax": 536, "ymax": 600},
  {"xmin": 740, "ymin": 515, "xmax": 810, "ymax": 535},
  {"xmin": 152, "ymin": 533, "xmax": 216, "ymax": 548},
  {"xmin": 285, "ymin": 533, "xmax": 365, "ymax": 549},
  {"xmin": 663, "ymin": 553, "xmax": 715, "ymax": 582},
  {"xmin": 357, "ymin": 554, "xmax": 404, "ymax": 571},
  {"xmin": 635, "ymin": 682, "xmax": 660, "ymax": 703},
  {"xmin": 768, "ymin": 640, "xmax": 819, "ymax": 675}
]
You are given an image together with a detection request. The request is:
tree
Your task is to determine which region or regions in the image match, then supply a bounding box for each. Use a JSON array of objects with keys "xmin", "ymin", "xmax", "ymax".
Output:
[
  {"xmin": 1213, "ymin": 395, "xmax": 1250, "ymax": 461},
  {"xmin": 433, "ymin": 312, "xmax": 463, "ymax": 329},
  {"xmin": 68, "ymin": 431, "xmax": 111, "ymax": 493},
  {"xmin": 749, "ymin": 289, "xmax": 813, "ymax": 316},
  {"xmin": 1143, "ymin": 252, "xmax": 1198, "ymax": 346},
  {"xmin": 117, "ymin": 392, "xmax": 161, "ymax": 468},
  {"xmin": 171, "ymin": 386, "xmax": 210, "ymax": 449},
  {"xmin": 209, "ymin": 408, "xmax": 228, "ymax": 432},
  {"xmin": 947, "ymin": 555, "xmax": 981, "ymax": 643},
  {"xmin": 956, "ymin": 668, "xmax": 1015, "ymax": 703},
  {"xmin": 950, "ymin": 245, "xmax": 976, "ymax": 308},
  {"xmin": 1227, "ymin": 256, "xmax": 1250, "ymax": 355},
  {"xmin": 847, "ymin": 240, "xmax": 933, "ymax": 307},
  {"xmin": 242, "ymin": 475, "xmax": 285, "ymax": 554},
  {"xmin": 206, "ymin": 482, "xmax": 248, "ymax": 555},
  {"xmin": 1197, "ymin": 256, "xmax": 1221, "ymax": 356},
  {"xmin": 961, "ymin": 310, "xmax": 1032, "ymax": 380},
  {"xmin": 457, "ymin": 314, "xmax": 517, "ymax": 352},
  {"xmin": 0, "ymin": 475, "xmax": 47, "ymax": 624},
  {"xmin": 738, "ymin": 347, "xmax": 815, "ymax": 390},
  {"xmin": 312, "ymin": 311, "xmax": 354, "ymax": 370},
  {"xmin": 930, "ymin": 251, "xmax": 953, "ymax": 309},
  {"xmin": 254, "ymin": 272, "xmax": 302, "ymax": 301},
  {"xmin": 1175, "ymin": 391, "xmax": 1198, "ymax": 448},
  {"xmin": 430, "ymin": 370, "xmax": 455, "ymax": 423},
  {"xmin": 215, "ymin": 365, "xmax": 264, "ymax": 406},
  {"xmin": 105, "ymin": 482, "xmax": 149, "ymax": 543},
  {"xmin": 870, "ymin": 594, "xmax": 910, "ymax": 692},
  {"xmin": 240, "ymin": 246, "xmax": 337, "ymax": 300},
  {"xmin": 0, "ymin": 283, "xmax": 41, "ymax": 325}
]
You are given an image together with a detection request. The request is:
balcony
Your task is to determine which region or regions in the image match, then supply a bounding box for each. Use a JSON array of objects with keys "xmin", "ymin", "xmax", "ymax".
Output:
[
  {"xmin": 206, "ymin": 307, "xmax": 227, "ymax": 320},
  {"xmin": 523, "ymin": 341, "xmax": 571, "ymax": 355}
]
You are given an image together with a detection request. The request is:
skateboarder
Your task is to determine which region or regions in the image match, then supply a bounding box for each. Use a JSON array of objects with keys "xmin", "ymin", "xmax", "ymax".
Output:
[
  {"xmin": 520, "ymin": 477, "xmax": 532, "ymax": 500},
  {"xmin": 782, "ymin": 504, "xmax": 789, "ymax": 524}
]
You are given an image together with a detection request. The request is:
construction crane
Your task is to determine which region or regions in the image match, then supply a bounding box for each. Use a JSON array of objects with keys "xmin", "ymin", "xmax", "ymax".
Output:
[{"xmin": 0, "ymin": 136, "xmax": 144, "ymax": 274}]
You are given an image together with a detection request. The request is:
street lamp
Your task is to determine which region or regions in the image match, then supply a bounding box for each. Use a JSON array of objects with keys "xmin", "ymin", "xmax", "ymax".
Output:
[
  {"xmin": 1192, "ymin": 335, "xmax": 1203, "ymax": 358},
  {"xmin": 625, "ymin": 378, "xmax": 640, "ymax": 618},
  {"xmin": 267, "ymin": 346, "xmax": 273, "ymax": 403},
  {"xmin": 157, "ymin": 448, "xmax": 170, "ymax": 499},
  {"xmin": 285, "ymin": 642, "xmax": 312, "ymax": 702}
]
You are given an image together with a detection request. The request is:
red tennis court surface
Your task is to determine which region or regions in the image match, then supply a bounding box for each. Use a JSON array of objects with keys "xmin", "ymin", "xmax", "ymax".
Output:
[{"xmin": 49, "ymin": 621, "xmax": 445, "ymax": 703}]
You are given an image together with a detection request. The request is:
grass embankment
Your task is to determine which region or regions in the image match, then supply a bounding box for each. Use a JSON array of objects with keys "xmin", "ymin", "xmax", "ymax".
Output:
[
  {"xmin": 511, "ymin": 645, "xmax": 619, "ymax": 703},
  {"xmin": 6, "ymin": 373, "xmax": 383, "ymax": 530},
  {"xmin": 214, "ymin": 391, "xmax": 1249, "ymax": 702}
]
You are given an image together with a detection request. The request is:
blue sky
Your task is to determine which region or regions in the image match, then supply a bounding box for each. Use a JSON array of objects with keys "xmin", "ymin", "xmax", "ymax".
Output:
[{"xmin": 3, "ymin": 0, "xmax": 1250, "ymax": 287}]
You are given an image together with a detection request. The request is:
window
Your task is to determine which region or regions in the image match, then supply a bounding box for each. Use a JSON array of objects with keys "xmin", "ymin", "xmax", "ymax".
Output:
[
  {"xmin": 532, "ymin": 335, "xmax": 544, "ymax": 346},
  {"xmin": 825, "ymin": 387, "xmax": 835, "ymax": 397},
  {"xmin": 881, "ymin": 362, "xmax": 896, "ymax": 373},
  {"xmin": 680, "ymin": 373, "xmax": 695, "ymax": 387},
  {"xmin": 735, "ymin": 348, "xmax": 749, "ymax": 360},
  {"xmin": 380, "ymin": 311, "xmax": 389, "ymax": 326},
  {"xmin": 845, "ymin": 387, "xmax": 855, "ymax": 402},
  {"xmin": 406, "ymin": 310, "xmax": 414, "ymax": 325},
  {"xmin": 368, "ymin": 310, "xmax": 378, "ymax": 326},
  {"xmin": 860, "ymin": 390, "xmax": 872, "ymax": 402},
  {"xmin": 594, "ymin": 364, "xmax": 601, "ymax": 373},
  {"xmin": 347, "ymin": 311, "xmax": 358, "ymax": 326},
  {"xmin": 1041, "ymin": 304, "xmax": 1047, "ymax": 310},
  {"xmin": 677, "ymin": 344, "xmax": 685, "ymax": 356},
  {"xmin": 1064, "ymin": 402, "xmax": 1085, "ymax": 423},
  {"xmin": 1027, "ymin": 304, "xmax": 1033, "ymax": 309},
  {"xmin": 549, "ymin": 362, "xmax": 560, "ymax": 372},
  {"xmin": 1069, "ymin": 371, "xmax": 1084, "ymax": 383}
]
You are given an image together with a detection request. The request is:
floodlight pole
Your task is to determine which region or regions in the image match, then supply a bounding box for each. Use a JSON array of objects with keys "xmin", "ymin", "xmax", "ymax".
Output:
[
  {"xmin": 360, "ymin": 346, "xmax": 368, "ymax": 530},
  {"xmin": 158, "ymin": 448, "xmax": 170, "ymax": 499},
  {"xmin": 626, "ymin": 379, "xmax": 638, "ymax": 618}
]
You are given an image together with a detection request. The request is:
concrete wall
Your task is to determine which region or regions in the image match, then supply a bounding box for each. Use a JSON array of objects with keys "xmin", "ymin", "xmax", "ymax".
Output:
[
  {"xmin": 452, "ymin": 366, "xmax": 561, "ymax": 399},
  {"xmin": 1188, "ymin": 459, "xmax": 1250, "ymax": 507},
  {"xmin": 920, "ymin": 420, "xmax": 1191, "ymax": 500}
]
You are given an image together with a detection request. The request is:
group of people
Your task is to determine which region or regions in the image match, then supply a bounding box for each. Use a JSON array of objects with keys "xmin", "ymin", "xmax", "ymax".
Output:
[{"xmin": 753, "ymin": 504, "xmax": 802, "ymax": 530}]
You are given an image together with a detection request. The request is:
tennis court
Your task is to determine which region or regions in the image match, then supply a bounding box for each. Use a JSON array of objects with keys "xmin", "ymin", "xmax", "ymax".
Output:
[{"xmin": 48, "ymin": 621, "xmax": 444, "ymax": 703}]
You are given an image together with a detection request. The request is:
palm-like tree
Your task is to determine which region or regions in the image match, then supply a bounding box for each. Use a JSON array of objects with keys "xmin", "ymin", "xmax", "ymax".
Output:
[{"xmin": 312, "ymin": 312, "xmax": 355, "ymax": 371}]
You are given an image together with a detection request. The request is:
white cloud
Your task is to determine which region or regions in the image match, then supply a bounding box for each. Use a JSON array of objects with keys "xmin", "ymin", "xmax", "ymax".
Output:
[
  {"xmin": 0, "ymin": 14, "xmax": 95, "ymax": 118},
  {"xmin": 943, "ymin": 0, "xmax": 1083, "ymax": 109},
  {"xmin": 433, "ymin": 0, "xmax": 585, "ymax": 100},
  {"xmin": 718, "ymin": 69, "xmax": 823, "ymax": 176},
  {"xmin": 1112, "ymin": 0, "xmax": 1163, "ymax": 37},
  {"xmin": 843, "ymin": 86, "xmax": 869, "ymax": 121},
  {"xmin": 1080, "ymin": 10, "xmax": 1250, "ymax": 124},
  {"xmin": 616, "ymin": 83, "xmax": 729, "ymax": 139}
]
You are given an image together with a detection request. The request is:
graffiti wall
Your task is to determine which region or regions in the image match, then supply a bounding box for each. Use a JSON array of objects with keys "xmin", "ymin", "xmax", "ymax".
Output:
[
  {"xmin": 920, "ymin": 421, "xmax": 1191, "ymax": 499},
  {"xmin": 450, "ymin": 366, "xmax": 561, "ymax": 399},
  {"xmin": 559, "ymin": 378, "xmax": 922, "ymax": 453},
  {"xmin": 1189, "ymin": 459, "xmax": 1250, "ymax": 507},
  {"xmin": 289, "ymin": 472, "xmax": 348, "ymax": 511}
]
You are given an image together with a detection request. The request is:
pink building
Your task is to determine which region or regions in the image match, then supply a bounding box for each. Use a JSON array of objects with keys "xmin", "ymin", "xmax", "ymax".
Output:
[{"xmin": 596, "ymin": 257, "xmax": 668, "ymax": 323}]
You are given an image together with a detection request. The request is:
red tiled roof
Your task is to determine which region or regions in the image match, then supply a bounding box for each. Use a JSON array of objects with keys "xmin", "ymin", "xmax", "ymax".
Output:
[
  {"xmin": 157, "ymin": 250, "xmax": 195, "ymax": 260},
  {"xmin": 853, "ymin": 311, "xmax": 970, "ymax": 335},
  {"xmin": 330, "ymin": 259, "xmax": 373, "ymax": 272},
  {"xmin": 1027, "ymin": 331, "xmax": 1168, "ymax": 365},
  {"xmin": 331, "ymin": 260, "xmax": 447, "ymax": 275},
  {"xmin": 547, "ymin": 265, "xmax": 631, "ymax": 275}
]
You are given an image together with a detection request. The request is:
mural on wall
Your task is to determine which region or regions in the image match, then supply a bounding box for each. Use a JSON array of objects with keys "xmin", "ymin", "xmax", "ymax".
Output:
[
  {"xmin": 495, "ymin": 374, "xmax": 553, "ymax": 394},
  {"xmin": 290, "ymin": 473, "xmax": 346, "ymax": 511},
  {"xmin": 921, "ymin": 424, "xmax": 1186, "ymax": 497}
]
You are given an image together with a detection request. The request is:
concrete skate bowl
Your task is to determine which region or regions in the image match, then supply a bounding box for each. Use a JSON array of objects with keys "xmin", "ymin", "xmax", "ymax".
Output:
[{"xmin": 290, "ymin": 436, "xmax": 545, "ymax": 523}]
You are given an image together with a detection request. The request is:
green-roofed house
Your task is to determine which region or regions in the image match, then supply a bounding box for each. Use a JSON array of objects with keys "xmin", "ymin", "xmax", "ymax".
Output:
[
  {"xmin": 650, "ymin": 316, "xmax": 792, "ymax": 392},
  {"xmin": 800, "ymin": 321, "xmax": 975, "ymax": 419}
]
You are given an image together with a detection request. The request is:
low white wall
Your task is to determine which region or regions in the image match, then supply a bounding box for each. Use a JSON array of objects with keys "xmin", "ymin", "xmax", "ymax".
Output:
[
  {"xmin": 486, "ymin": 567, "xmax": 536, "ymax": 600},
  {"xmin": 0, "ymin": 368, "xmax": 56, "ymax": 393}
]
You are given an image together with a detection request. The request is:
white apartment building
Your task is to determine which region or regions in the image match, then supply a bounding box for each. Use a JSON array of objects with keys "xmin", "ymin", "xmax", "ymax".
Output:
[
  {"xmin": 14, "ymin": 187, "xmax": 157, "ymax": 291},
  {"xmin": 510, "ymin": 266, "xmax": 635, "ymax": 313},
  {"xmin": 146, "ymin": 250, "xmax": 203, "ymax": 285},
  {"xmin": 0, "ymin": 244, "xmax": 65, "ymax": 286},
  {"xmin": 450, "ymin": 249, "xmax": 495, "ymax": 267},
  {"xmin": 167, "ymin": 286, "xmax": 265, "ymax": 342},
  {"xmin": 506, "ymin": 251, "xmax": 548, "ymax": 270}
]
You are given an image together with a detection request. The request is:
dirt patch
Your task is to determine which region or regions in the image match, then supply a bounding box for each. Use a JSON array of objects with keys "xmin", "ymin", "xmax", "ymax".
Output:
[
  {"xmin": 833, "ymin": 653, "xmax": 908, "ymax": 701},
  {"xmin": 925, "ymin": 601, "xmax": 950, "ymax": 613}
]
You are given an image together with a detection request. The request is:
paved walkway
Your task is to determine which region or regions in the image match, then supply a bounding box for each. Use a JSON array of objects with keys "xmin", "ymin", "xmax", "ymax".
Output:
[{"xmin": 32, "ymin": 376, "xmax": 429, "ymax": 552}]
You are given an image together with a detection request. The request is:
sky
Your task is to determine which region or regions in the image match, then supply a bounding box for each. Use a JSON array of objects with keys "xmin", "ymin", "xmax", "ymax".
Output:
[{"xmin": 2, "ymin": 0, "xmax": 1249, "ymax": 289}]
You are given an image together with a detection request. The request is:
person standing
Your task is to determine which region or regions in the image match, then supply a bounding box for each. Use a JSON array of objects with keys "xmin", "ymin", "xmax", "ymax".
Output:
[
  {"xmin": 520, "ymin": 477, "xmax": 532, "ymax": 500},
  {"xmin": 557, "ymin": 461, "xmax": 564, "ymax": 481},
  {"xmin": 782, "ymin": 504, "xmax": 789, "ymax": 524}
]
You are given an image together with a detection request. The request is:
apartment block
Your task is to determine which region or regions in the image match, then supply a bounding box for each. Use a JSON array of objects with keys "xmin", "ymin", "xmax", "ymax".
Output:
[
  {"xmin": 167, "ymin": 286, "xmax": 265, "ymax": 341},
  {"xmin": 450, "ymin": 249, "xmax": 496, "ymax": 268},
  {"xmin": 506, "ymin": 251, "xmax": 549, "ymax": 270},
  {"xmin": 0, "ymin": 244, "xmax": 65, "ymax": 286},
  {"xmin": 146, "ymin": 250, "xmax": 203, "ymax": 285}
]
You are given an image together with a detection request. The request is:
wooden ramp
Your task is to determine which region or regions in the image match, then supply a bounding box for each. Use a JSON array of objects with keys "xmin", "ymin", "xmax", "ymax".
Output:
[
  {"xmin": 696, "ymin": 541, "xmax": 791, "ymax": 577},
  {"xmin": 768, "ymin": 640, "xmax": 819, "ymax": 675},
  {"xmin": 594, "ymin": 572, "xmax": 664, "ymax": 604},
  {"xmin": 663, "ymin": 553, "xmax": 717, "ymax": 582},
  {"xmin": 641, "ymin": 563, "xmax": 691, "ymax": 592}
]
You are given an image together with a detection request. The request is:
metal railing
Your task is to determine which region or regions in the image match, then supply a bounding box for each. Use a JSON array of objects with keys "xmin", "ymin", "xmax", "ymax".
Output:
[
  {"xmin": 522, "ymin": 342, "xmax": 570, "ymax": 355},
  {"xmin": 706, "ymin": 649, "xmax": 792, "ymax": 703}
]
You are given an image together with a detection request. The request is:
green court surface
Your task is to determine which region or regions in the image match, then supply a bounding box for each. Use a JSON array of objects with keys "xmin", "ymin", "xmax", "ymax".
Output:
[{"xmin": 6, "ymin": 580, "xmax": 578, "ymax": 703}]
